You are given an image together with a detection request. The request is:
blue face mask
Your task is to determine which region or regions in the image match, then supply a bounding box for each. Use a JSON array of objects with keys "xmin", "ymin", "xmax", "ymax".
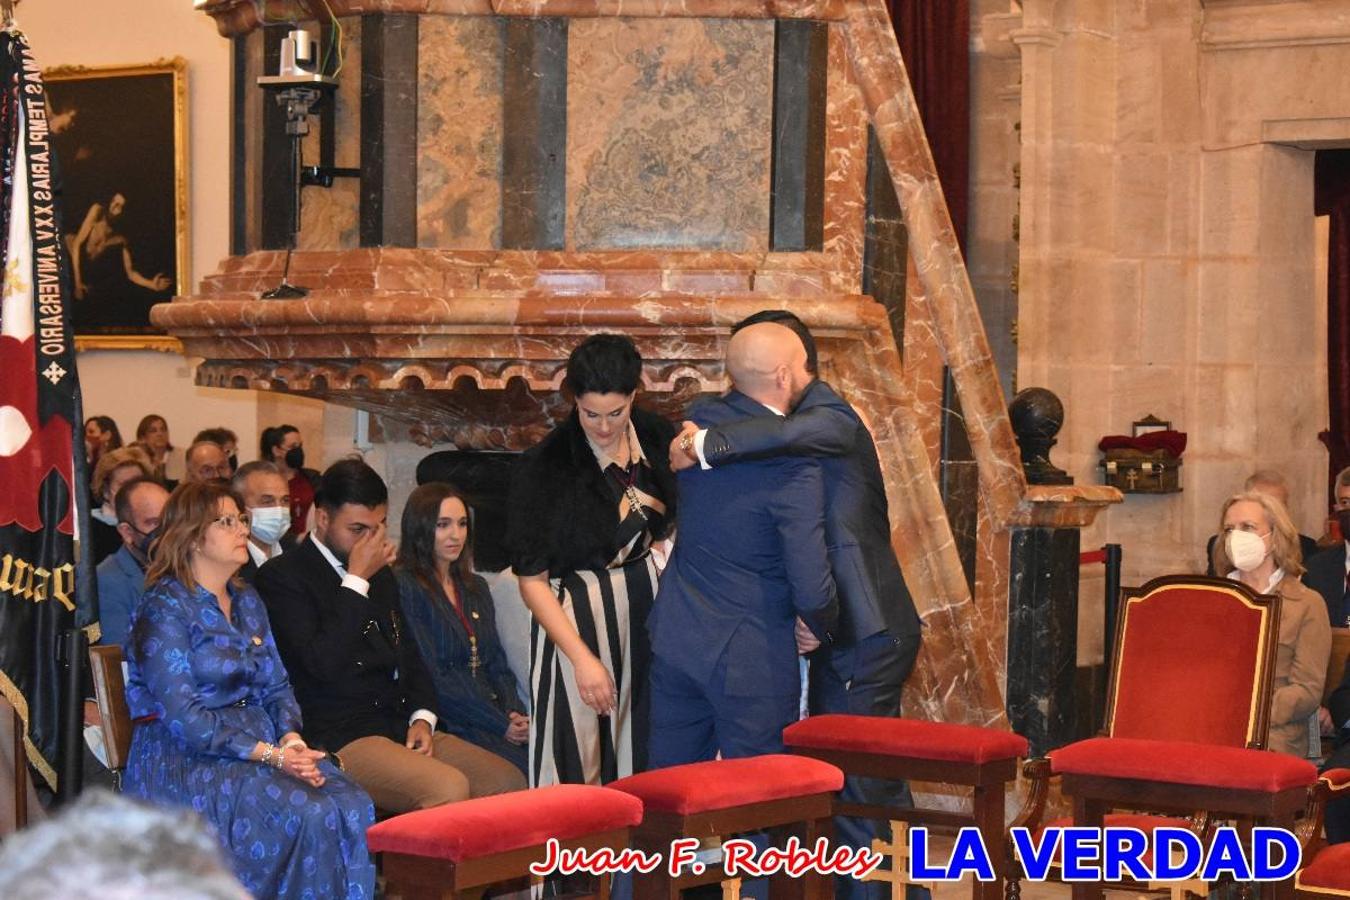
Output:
[
  {"xmin": 125, "ymin": 523, "xmax": 159, "ymax": 568},
  {"xmin": 248, "ymin": 507, "xmax": 291, "ymax": 545}
]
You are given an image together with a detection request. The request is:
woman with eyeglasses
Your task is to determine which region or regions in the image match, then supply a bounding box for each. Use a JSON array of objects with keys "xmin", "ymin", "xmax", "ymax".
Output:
[
  {"xmin": 1215, "ymin": 490, "xmax": 1331, "ymax": 757},
  {"xmin": 123, "ymin": 481, "xmax": 376, "ymax": 898}
]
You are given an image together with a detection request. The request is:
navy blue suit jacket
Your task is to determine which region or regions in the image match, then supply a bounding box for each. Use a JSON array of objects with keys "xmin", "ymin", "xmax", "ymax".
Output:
[
  {"xmin": 701, "ymin": 379, "xmax": 921, "ymax": 646},
  {"xmin": 96, "ymin": 545, "xmax": 145, "ymax": 649},
  {"xmin": 1305, "ymin": 543, "xmax": 1348, "ymax": 627},
  {"xmin": 649, "ymin": 390, "xmax": 839, "ymax": 699}
]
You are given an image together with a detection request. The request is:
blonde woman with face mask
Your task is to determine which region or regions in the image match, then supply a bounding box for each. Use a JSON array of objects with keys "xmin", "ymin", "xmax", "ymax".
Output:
[{"xmin": 1215, "ymin": 490, "xmax": 1332, "ymax": 757}]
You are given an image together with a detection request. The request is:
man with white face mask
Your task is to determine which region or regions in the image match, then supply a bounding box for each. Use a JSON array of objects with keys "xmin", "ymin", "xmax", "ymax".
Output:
[
  {"xmin": 232, "ymin": 461, "xmax": 294, "ymax": 585},
  {"xmin": 1217, "ymin": 490, "xmax": 1331, "ymax": 758}
]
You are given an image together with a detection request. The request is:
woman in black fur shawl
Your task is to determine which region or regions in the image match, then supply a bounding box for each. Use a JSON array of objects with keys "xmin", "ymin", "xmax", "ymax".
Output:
[{"xmin": 506, "ymin": 334, "xmax": 676, "ymax": 787}]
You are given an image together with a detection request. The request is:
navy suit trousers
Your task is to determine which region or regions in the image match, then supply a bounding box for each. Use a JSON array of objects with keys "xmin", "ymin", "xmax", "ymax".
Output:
[
  {"xmin": 649, "ymin": 653, "xmax": 799, "ymax": 767},
  {"xmin": 809, "ymin": 631, "xmax": 922, "ymax": 900}
]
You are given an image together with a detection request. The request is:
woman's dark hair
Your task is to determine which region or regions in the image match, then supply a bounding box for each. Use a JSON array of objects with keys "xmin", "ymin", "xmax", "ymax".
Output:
[
  {"xmin": 259, "ymin": 424, "xmax": 298, "ymax": 461},
  {"xmin": 135, "ymin": 414, "xmax": 173, "ymax": 451},
  {"xmin": 398, "ymin": 482, "xmax": 475, "ymax": 597},
  {"xmin": 87, "ymin": 416, "xmax": 124, "ymax": 450},
  {"xmin": 315, "ymin": 457, "xmax": 388, "ymax": 512},
  {"xmin": 563, "ymin": 333, "xmax": 643, "ymax": 397}
]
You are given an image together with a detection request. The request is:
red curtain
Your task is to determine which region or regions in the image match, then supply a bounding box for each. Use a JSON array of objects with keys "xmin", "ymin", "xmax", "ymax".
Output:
[
  {"xmin": 1316, "ymin": 150, "xmax": 1350, "ymax": 490},
  {"xmin": 886, "ymin": 0, "xmax": 971, "ymax": 248}
]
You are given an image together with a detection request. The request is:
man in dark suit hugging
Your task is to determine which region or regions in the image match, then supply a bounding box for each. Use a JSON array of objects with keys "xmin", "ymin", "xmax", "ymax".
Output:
[
  {"xmin": 256, "ymin": 459, "xmax": 524, "ymax": 813},
  {"xmin": 672, "ymin": 310, "xmax": 924, "ymax": 900}
]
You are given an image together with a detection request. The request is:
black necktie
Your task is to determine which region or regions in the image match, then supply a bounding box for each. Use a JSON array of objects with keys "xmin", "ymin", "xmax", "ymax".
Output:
[{"xmin": 1341, "ymin": 569, "xmax": 1350, "ymax": 627}]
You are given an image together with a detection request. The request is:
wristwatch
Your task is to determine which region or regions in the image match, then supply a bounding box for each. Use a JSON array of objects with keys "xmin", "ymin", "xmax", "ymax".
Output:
[{"xmin": 679, "ymin": 432, "xmax": 695, "ymax": 453}]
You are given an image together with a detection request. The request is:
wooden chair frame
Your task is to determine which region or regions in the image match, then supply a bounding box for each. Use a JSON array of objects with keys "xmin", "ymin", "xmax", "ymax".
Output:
[
  {"xmin": 1292, "ymin": 768, "xmax": 1350, "ymax": 899},
  {"xmin": 88, "ymin": 644, "xmax": 133, "ymax": 789},
  {"xmin": 1009, "ymin": 575, "xmax": 1288, "ymax": 900},
  {"xmin": 628, "ymin": 792, "xmax": 835, "ymax": 900},
  {"xmin": 788, "ymin": 744, "xmax": 1018, "ymax": 900},
  {"xmin": 379, "ymin": 826, "xmax": 631, "ymax": 900}
]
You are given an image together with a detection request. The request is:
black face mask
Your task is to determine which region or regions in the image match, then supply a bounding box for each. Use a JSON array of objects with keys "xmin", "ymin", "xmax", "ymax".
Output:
[
  {"xmin": 284, "ymin": 446, "xmax": 305, "ymax": 470},
  {"xmin": 127, "ymin": 524, "xmax": 160, "ymax": 569}
]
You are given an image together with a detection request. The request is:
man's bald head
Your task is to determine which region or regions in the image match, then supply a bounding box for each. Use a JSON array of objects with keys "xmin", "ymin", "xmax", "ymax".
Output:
[
  {"xmin": 184, "ymin": 441, "xmax": 228, "ymax": 483},
  {"xmin": 1245, "ymin": 469, "xmax": 1291, "ymax": 509},
  {"xmin": 726, "ymin": 322, "xmax": 810, "ymax": 410}
]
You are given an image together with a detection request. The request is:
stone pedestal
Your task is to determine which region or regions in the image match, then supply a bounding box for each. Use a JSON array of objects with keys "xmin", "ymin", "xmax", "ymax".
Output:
[
  {"xmin": 1005, "ymin": 486, "xmax": 1120, "ymax": 756},
  {"xmin": 1007, "ymin": 527, "xmax": 1080, "ymax": 756}
]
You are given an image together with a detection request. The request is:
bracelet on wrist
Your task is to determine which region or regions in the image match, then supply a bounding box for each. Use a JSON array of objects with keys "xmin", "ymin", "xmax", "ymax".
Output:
[{"xmin": 260, "ymin": 743, "xmax": 275, "ymax": 768}]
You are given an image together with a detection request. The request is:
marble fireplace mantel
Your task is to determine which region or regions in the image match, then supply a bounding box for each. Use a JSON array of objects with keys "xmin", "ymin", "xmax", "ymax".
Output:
[
  {"xmin": 154, "ymin": 248, "xmax": 907, "ymax": 448},
  {"xmin": 157, "ymin": 0, "xmax": 1123, "ymax": 739}
]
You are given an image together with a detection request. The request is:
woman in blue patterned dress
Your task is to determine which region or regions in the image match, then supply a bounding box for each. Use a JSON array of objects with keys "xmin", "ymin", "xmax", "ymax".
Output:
[{"xmin": 123, "ymin": 481, "xmax": 376, "ymax": 899}]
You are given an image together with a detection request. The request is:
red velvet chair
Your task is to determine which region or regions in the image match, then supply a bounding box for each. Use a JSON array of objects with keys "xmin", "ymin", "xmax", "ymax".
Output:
[
  {"xmin": 366, "ymin": 784, "xmax": 642, "ymax": 899},
  {"xmin": 1019, "ymin": 575, "xmax": 1319, "ymax": 900},
  {"xmin": 607, "ymin": 754, "xmax": 843, "ymax": 899},
  {"xmin": 782, "ymin": 714, "xmax": 1029, "ymax": 900},
  {"xmin": 1295, "ymin": 768, "xmax": 1350, "ymax": 899}
]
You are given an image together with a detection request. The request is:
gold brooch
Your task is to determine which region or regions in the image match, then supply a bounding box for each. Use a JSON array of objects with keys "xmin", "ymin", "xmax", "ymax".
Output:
[{"xmin": 251, "ymin": 635, "xmax": 263, "ymax": 646}]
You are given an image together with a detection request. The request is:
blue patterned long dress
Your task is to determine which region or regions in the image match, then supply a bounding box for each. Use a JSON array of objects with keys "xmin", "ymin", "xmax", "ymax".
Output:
[{"xmin": 124, "ymin": 576, "xmax": 376, "ymax": 899}]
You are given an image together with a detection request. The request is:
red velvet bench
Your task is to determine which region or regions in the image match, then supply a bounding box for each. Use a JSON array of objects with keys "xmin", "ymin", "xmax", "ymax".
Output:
[
  {"xmin": 783, "ymin": 714, "xmax": 1029, "ymax": 900},
  {"xmin": 367, "ymin": 784, "xmax": 643, "ymax": 899},
  {"xmin": 608, "ymin": 754, "xmax": 844, "ymax": 900}
]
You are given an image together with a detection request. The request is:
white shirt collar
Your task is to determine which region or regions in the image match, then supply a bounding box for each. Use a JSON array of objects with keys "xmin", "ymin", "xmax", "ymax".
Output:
[
  {"xmin": 310, "ymin": 533, "xmax": 345, "ymax": 576},
  {"xmin": 1229, "ymin": 567, "xmax": 1284, "ymax": 594},
  {"xmin": 763, "ymin": 403, "xmax": 786, "ymax": 417},
  {"xmin": 247, "ymin": 539, "xmax": 283, "ymax": 568}
]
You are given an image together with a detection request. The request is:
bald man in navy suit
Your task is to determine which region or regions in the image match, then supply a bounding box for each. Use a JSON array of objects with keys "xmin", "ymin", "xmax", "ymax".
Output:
[{"xmin": 648, "ymin": 322, "xmax": 839, "ymax": 767}]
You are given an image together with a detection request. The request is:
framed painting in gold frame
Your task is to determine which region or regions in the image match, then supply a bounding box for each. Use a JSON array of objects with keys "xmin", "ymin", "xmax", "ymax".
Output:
[{"xmin": 45, "ymin": 57, "xmax": 188, "ymax": 351}]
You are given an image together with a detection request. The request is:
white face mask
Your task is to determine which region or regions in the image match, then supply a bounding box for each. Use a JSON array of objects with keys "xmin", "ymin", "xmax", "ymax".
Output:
[
  {"xmin": 1226, "ymin": 528, "xmax": 1270, "ymax": 573},
  {"xmin": 249, "ymin": 506, "xmax": 291, "ymax": 545}
]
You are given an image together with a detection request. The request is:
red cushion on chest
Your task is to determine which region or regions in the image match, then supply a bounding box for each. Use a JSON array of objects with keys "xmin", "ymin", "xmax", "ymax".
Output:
[
  {"xmin": 1050, "ymin": 737, "xmax": 1318, "ymax": 792},
  {"xmin": 366, "ymin": 784, "xmax": 642, "ymax": 861},
  {"xmin": 784, "ymin": 714, "xmax": 1028, "ymax": 764},
  {"xmin": 608, "ymin": 754, "xmax": 843, "ymax": 815}
]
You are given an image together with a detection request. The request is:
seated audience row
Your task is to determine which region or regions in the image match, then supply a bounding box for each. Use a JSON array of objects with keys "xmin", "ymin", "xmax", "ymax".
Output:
[
  {"xmin": 83, "ymin": 418, "xmax": 320, "ymax": 567},
  {"xmin": 122, "ymin": 481, "xmax": 376, "ymax": 898},
  {"xmin": 115, "ymin": 462, "xmax": 529, "ymax": 895}
]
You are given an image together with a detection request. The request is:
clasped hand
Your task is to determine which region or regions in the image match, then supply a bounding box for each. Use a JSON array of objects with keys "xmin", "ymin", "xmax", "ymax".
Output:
[
  {"xmin": 505, "ymin": 711, "xmax": 530, "ymax": 745},
  {"xmin": 277, "ymin": 732, "xmax": 326, "ymax": 787}
]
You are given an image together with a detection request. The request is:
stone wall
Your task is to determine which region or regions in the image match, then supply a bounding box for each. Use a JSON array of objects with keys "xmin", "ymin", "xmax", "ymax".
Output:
[{"xmin": 1004, "ymin": 0, "xmax": 1340, "ymax": 663}]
